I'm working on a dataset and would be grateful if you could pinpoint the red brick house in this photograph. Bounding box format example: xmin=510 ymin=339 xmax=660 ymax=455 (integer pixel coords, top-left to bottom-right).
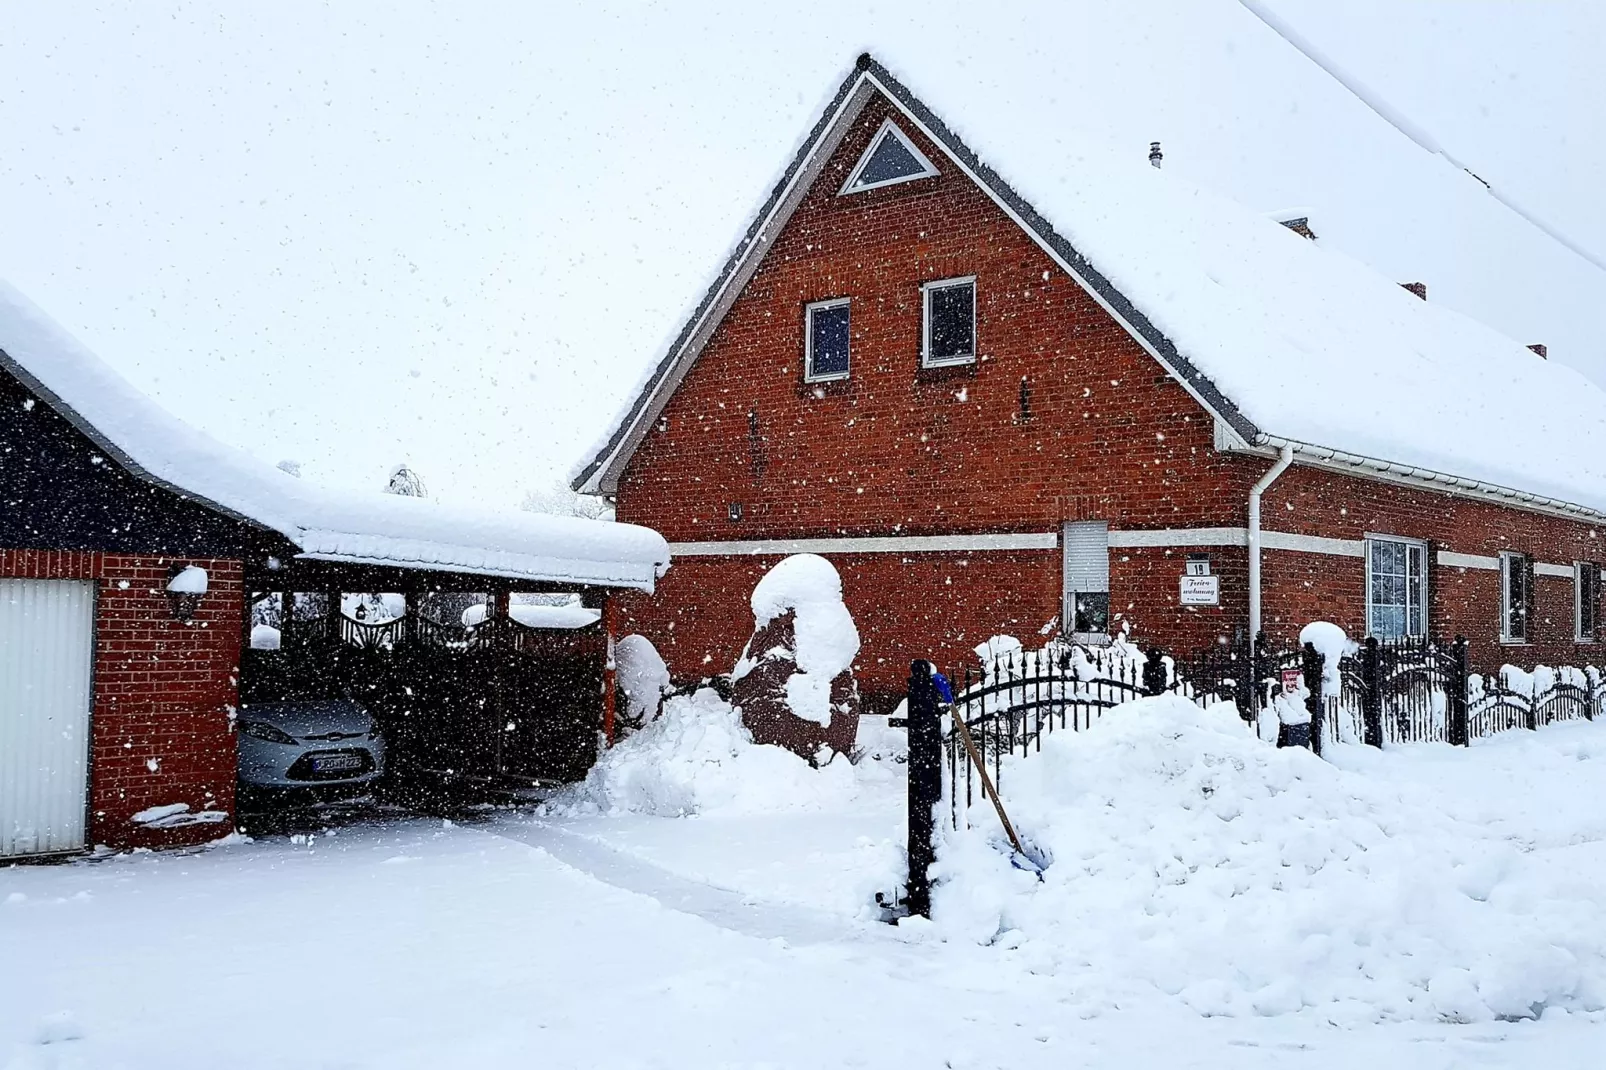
xmin=575 ymin=54 xmax=1606 ymax=715
xmin=2 ymin=280 xmax=668 ymax=859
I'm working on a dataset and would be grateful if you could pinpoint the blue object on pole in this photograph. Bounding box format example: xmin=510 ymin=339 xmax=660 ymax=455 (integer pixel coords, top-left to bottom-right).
xmin=932 ymin=670 xmax=954 ymax=704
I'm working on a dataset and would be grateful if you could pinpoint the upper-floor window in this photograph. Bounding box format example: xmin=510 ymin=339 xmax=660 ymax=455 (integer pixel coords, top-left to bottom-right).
xmin=922 ymin=277 xmax=976 ymax=368
xmin=839 ymin=118 xmax=939 ymax=195
xmin=1577 ymin=561 xmax=1600 ymax=642
xmin=1366 ymin=535 xmax=1427 ymax=638
xmin=1500 ymin=550 xmax=1533 ymax=642
xmin=1062 ymin=520 xmax=1110 ymax=639
xmin=805 ymin=298 xmax=851 ymax=382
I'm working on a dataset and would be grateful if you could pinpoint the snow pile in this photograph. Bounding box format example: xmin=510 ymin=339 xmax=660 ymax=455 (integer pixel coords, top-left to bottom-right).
xmin=249 ymin=624 xmax=282 ymax=650
xmin=1299 ymin=620 xmax=1353 ymax=691
xmin=460 ymin=602 xmax=601 ymax=630
xmin=735 ymin=553 xmax=859 ymax=726
xmin=615 ymin=633 xmax=671 ymax=726
xmin=130 ymin=803 xmax=229 ymax=829
xmin=934 ymin=695 xmax=1606 ymax=1022
xmin=554 ymin=688 xmax=859 ymax=818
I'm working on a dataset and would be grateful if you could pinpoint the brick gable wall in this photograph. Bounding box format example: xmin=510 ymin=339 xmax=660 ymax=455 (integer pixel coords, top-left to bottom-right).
xmin=613 ymin=88 xmax=1606 ymax=707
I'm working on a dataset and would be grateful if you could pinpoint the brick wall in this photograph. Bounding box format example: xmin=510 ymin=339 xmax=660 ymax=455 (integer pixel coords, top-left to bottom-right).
xmin=613 ymin=87 xmax=1606 ymax=693
xmin=1 ymin=549 xmax=242 ymax=849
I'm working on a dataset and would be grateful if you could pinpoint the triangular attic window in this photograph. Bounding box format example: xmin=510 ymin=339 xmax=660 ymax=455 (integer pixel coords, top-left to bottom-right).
xmin=839 ymin=119 xmax=939 ymax=194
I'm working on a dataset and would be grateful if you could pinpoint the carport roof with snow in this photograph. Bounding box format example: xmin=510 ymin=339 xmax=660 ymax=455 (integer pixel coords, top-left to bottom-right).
xmin=0 ymin=279 xmax=670 ymax=591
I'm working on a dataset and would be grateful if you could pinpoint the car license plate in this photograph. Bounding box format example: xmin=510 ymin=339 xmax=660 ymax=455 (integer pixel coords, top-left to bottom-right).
xmin=312 ymin=754 xmax=364 ymax=773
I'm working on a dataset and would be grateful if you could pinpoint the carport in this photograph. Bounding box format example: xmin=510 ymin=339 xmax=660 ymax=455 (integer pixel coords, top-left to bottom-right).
xmin=242 ymin=557 xmax=636 ymax=799
xmin=2 ymin=278 xmax=668 ymax=856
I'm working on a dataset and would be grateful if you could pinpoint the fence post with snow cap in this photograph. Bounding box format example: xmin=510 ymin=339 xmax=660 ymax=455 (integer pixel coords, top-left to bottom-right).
xmin=905 ymin=660 xmax=943 ymax=919
xmin=1302 ymin=641 xmax=1324 ymax=756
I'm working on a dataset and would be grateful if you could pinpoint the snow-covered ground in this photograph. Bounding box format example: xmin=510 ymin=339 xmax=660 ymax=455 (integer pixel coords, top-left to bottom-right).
xmin=3 ymin=696 xmax=1604 ymax=1068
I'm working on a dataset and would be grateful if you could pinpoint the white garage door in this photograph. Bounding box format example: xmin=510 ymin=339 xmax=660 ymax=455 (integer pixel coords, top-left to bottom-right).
xmin=0 ymin=579 xmax=96 ymax=857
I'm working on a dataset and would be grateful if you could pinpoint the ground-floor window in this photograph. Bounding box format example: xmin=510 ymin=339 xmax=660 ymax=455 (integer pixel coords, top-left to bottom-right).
xmin=1501 ymin=551 xmax=1533 ymax=643
xmin=1365 ymin=535 xmax=1428 ymax=638
xmin=1062 ymin=520 xmax=1109 ymax=638
xmin=1576 ymin=561 xmax=1599 ymax=642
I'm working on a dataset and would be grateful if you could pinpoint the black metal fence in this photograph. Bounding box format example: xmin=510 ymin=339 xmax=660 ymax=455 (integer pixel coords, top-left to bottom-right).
xmin=898 ymin=634 xmax=1606 ymax=915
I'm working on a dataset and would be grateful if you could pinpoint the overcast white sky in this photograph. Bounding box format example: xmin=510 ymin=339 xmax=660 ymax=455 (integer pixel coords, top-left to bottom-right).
xmin=2 ymin=1 xmax=1602 ymax=508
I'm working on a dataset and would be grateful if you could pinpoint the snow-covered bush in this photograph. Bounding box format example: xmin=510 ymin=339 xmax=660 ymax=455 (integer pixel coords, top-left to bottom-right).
xmin=615 ymin=633 xmax=671 ymax=730
xmin=552 ymin=688 xmax=858 ymax=817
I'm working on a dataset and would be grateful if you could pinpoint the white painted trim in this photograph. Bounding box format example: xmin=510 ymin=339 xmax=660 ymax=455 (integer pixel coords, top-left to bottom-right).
xmin=838 ymin=116 xmax=940 ymax=195
xmin=920 ymin=276 xmax=977 ymax=368
xmin=1262 ymin=531 xmax=1364 ymax=557
xmin=1535 ymin=561 xmax=1575 ymax=579
xmin=803 ymin=297 xmax=851 ymax=383
xmin=1437 ymin=550 xmax=1499 ymax=571
xmin=1109 ymin=527 xmax=1247 ymax=548
xmin=668 ymin=532 xmax=1058 ymax=556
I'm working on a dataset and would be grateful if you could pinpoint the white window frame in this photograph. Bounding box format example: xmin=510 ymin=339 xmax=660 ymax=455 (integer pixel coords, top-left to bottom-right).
xmin=921 ymin=276 xmax=977 ymax=368
xmin=1062 ymin=520 xmax=1111 ymax=643
xmin=838 ymin=117 xmax=940 ymax=195
xmin=1500 ymin=550 xmax=1532 ymax=644
xmin=1363 ymin=534 xmax=1429 ymax=639
xmin=1575 ymin=561 xmax=1599 ymax=643
xmin=803 ymin=298 xmax=851 ymax=383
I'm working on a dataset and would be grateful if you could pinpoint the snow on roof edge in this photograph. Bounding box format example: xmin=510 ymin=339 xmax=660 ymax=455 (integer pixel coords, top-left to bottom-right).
xmin=1 ymin=278 xmax=672 ymax=587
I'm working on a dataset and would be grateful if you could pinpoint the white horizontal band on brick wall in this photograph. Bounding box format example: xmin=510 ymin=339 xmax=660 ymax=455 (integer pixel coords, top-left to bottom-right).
xmin=1110 ymin=527 xmax=1363 ymax=557
xmin=1260 ymin=531 xmax=1365 ymax=557
xmin=1535 ymin=561 xmax=1576 ymax=579
xmin=1436 ymin=551 xmax=1500 ymax=571
xmin=667 ymin=532 xmax=1060 ymax=556
xmin=1108 ymin=528 xmax=1247 ymax=548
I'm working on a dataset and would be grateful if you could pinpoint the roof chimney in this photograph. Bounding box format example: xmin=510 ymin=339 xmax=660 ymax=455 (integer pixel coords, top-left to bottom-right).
xmin=1400 ymin=282 xmax=1427 ymax=300
xmin=1149 ymin=141 xmax=1162 ymax=169
xmin=1528 ymin=344 xmax=1547 ymax=359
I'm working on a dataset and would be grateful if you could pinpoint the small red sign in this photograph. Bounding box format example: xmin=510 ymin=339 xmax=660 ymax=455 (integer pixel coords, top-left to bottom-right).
xmin=1280 ymin=669 xmax=1302 ymax=696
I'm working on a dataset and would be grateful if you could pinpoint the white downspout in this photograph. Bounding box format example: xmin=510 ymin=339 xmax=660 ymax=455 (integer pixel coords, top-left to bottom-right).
xmin=1248 ymin=444 xmax=1296 ymax=658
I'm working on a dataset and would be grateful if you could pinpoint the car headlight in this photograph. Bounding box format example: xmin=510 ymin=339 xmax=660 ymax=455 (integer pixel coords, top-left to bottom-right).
xmin=239 ymin=721 xmax=299 ymax=745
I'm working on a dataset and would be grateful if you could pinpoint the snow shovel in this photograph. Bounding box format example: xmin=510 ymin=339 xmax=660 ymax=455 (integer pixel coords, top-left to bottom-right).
xmin=949 ymin=708 xmax=1045 ymax=873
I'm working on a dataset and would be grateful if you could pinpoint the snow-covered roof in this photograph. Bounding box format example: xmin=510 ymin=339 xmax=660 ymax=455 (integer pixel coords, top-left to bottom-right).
xmin=0 ymin=279 xmax=670 ymax=589
xmin=577 ymin=55 xmax=1606 ymax=522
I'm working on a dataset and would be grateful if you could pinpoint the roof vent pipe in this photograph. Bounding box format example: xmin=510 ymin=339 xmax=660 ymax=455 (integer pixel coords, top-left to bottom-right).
xmin=1149 ymin=141 xmax=1163 ymax=169
xmin=1401 ymin=282 xmax=1427 ymax=300
xmin=1528 ymin=344 xmax=1548 ymax=359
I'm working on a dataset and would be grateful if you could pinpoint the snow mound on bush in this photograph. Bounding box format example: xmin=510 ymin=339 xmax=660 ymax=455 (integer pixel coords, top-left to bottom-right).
xmin=935 ymin=694 xmax=1606 ymax=1023
xmin=554 ymin=688 xmax=860 ymax=817
xmin=744 ymin=553 xmax=859 ymax=680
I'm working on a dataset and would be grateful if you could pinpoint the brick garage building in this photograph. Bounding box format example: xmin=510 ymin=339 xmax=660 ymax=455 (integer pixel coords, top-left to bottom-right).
xmin=2 ymin=281 xmax=667 ymax=859
xmin=576 ymin=55 xmax=1606 ymax=715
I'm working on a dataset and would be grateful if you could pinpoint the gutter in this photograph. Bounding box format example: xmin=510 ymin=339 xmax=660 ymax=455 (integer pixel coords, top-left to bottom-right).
xmin=1248 ymin=444 xmax=1295 ymax=659
xmin=1253 ymin=434 xmax=1606 ymax=526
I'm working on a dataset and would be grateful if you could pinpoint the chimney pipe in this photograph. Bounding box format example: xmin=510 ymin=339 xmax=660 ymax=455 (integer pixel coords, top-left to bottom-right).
xmin=1149 ymin=141 xmax=1162 ymax=169
xmin=1400 ymin=282 xmax=1427 ymax=300
xmin=1528 ymin=344 xmax=1547 ymax=359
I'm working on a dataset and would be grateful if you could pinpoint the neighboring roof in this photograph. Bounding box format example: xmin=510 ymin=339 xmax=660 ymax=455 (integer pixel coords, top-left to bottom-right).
xmin=0 ymin=280 xmax=670 ymax=590
xmin=576 ymin=55 xmax=1606 ymax=523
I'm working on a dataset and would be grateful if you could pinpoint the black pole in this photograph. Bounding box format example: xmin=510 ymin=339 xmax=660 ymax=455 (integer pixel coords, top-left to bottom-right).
xmin=905 ymin=660 xmax=942 ymax=918
xmin=1142 ymin=647 xmax=1168 ymax=697
xmin=1449 ymin=636 xmax=1471 ymax=746
xmin=1361 ymin=635 xmax=1383 ymax=749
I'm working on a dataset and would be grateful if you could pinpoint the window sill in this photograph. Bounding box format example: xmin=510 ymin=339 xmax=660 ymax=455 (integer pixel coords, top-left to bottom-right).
xmin=1498 ymin=638 xmax=1529 ymax=646
xmin=1070 ymin=632 xmax=1112 ymax=646
xmin=914 ymin=361 xmax=977 ymax=386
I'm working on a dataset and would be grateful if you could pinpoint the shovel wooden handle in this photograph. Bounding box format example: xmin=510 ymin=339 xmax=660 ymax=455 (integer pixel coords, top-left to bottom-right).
xmin=950 ymin=709 xmax=1026 ymax=856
